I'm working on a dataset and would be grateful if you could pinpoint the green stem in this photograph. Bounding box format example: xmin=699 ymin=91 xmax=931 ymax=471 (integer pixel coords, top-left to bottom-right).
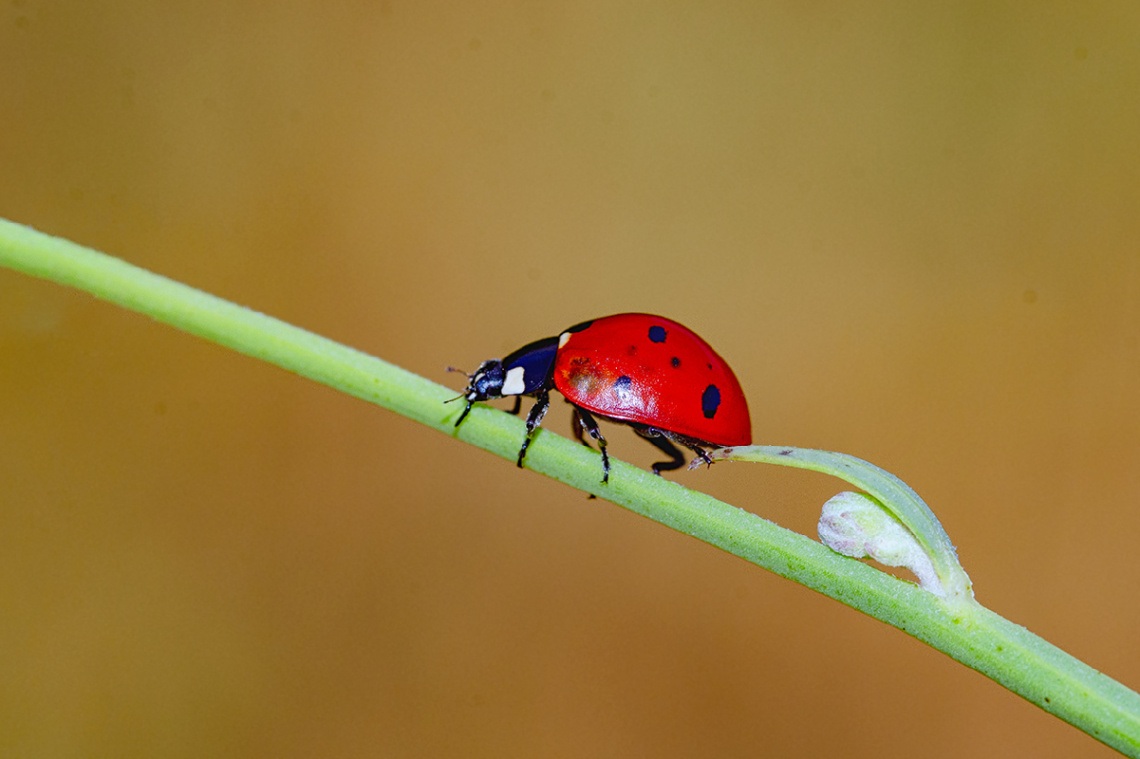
xmin=3 ymin=217 xmax=1139 ymax=757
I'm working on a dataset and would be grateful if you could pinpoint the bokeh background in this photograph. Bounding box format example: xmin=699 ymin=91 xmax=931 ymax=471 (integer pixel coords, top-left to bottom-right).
xmin=3 ymin=3 xmax=1139 ymax=757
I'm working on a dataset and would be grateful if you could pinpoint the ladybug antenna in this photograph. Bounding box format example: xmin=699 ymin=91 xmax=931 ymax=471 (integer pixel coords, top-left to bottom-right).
xmin=444 ymin=366 xmax=472 ymax=405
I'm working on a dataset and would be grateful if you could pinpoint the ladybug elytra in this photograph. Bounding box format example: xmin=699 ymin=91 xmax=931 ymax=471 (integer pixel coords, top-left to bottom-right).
xmin=450 ymin=313 xmax=751 ymax=483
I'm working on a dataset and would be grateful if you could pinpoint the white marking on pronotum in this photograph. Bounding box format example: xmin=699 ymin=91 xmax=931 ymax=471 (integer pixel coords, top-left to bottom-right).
xmin=502 ymin=366 xmax=527 ymax=396
xmin=558 ymin=331 xmax=572 ymax=349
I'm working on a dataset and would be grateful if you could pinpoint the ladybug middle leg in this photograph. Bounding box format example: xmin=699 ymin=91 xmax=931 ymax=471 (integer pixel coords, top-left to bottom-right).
xmin=570 ymin=406 xmax=610 ymax=483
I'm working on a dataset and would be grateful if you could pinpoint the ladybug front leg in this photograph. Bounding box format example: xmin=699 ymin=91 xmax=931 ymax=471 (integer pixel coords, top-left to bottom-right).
xmin=572 ymin=407 xmax=610 ymax=483
xmin=516 ymin=391 xmax=551 ymax=469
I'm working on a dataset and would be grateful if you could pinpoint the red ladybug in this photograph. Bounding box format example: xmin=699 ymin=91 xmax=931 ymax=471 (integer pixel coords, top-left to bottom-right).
xmin=450 ymin=313 xmax=751 ymax=482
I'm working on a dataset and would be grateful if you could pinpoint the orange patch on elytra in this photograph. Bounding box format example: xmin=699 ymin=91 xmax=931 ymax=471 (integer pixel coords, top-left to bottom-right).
xmin=561 ymin=358 xmax=606 ymax=398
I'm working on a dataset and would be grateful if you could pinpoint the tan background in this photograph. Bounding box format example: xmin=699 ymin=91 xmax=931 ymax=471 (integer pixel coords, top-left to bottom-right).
xmin=3 ymin=2 xmax=1139 ymax=757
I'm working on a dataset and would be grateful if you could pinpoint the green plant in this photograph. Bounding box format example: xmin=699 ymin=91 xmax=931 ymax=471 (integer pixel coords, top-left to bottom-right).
xmin=3 ymin=217 xmax=1138 ymax=757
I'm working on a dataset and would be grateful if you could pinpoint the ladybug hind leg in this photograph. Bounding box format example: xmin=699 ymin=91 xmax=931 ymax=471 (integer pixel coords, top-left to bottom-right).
xmin=633 ymin=428 xmax=686 ymax=474
xmin=571 ymin=406 xmax=610 ymax=484
xmin=689 ymin=444 xmax=714 ymax=469
xmin=633 ymin=427 xmax=712 ymax=475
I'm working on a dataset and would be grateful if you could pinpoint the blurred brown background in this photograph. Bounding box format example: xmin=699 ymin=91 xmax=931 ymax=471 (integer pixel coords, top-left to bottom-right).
xmin=2 ymin=2 xmax=1138 ymax=757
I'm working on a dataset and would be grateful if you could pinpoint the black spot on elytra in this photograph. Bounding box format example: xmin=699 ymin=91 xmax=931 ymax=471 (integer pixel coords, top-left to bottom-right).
xmin=648 ymin=325 xmax=667 ymax=343
xmin=613 ymin=374 xmax=633 ymax=402
xmin=701 ymin=384 xmax=721 ymax=419
xmin=670 ymin=356 xmax=681 ymax=368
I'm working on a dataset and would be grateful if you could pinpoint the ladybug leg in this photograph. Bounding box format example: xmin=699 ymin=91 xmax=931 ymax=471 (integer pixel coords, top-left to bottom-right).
xmin=507 ymin=396 xmax=522 ymax=415
xmin=516 ymin=391 xmax=551 ymax=469
xmin=454 ymin=399 xmax=475 ymax=427
xmin=569 ymin=407 xmax=586 ymax=445
xmin=567 ymin=405 xmax=602 ymax=453
xmin=633 ymin=427 xmax=686 ymax=475
xmin=571 ymin=407 xmax=610 ymax=484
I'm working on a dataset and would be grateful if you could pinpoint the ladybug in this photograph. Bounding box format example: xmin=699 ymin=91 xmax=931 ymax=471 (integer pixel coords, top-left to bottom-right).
xmin=449 ymin=313 xmax=751 ymax=483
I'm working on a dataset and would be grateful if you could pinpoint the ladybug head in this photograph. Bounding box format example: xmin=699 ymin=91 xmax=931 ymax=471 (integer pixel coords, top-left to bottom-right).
xmin=447 ymin=360 xmax=506 ymax=426
xmin=464 ymin=360 xmax=507 ymax=401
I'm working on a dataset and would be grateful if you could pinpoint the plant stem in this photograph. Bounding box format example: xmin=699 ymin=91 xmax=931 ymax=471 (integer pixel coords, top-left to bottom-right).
xmin=3 ymin=217 xmax=1139 ymax=757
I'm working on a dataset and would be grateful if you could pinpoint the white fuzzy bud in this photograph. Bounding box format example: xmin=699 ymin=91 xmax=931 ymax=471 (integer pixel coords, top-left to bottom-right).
xmin=818 ymin=491 xmax=944 ymax=597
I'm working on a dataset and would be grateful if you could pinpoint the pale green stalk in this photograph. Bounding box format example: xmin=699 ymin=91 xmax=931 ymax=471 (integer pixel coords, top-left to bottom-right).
xmin=2 ymin=217 xmax=1138 ymax=757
